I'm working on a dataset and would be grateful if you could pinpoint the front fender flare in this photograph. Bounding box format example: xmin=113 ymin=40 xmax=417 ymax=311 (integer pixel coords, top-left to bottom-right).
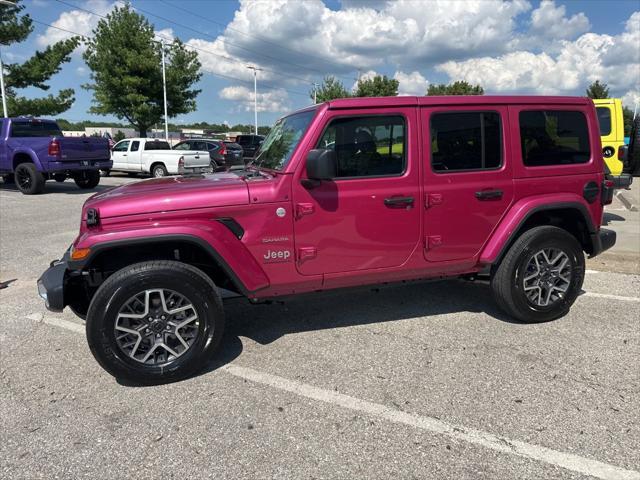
xmin=70 ymin=223 xmax=270 ymax=295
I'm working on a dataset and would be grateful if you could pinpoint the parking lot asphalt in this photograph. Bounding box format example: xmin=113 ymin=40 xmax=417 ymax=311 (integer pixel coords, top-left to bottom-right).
xmin=1 ymin=175 xmax=639 ymax=479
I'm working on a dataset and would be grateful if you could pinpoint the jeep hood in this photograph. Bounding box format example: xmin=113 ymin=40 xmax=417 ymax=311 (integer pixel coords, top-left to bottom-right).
xmin=84 ymin=173 xmax=249 ymax=219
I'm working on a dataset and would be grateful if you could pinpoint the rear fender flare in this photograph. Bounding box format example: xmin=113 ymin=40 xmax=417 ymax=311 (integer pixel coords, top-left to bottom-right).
xmin=13 ymin=150 xmax=44 ymax=171
xmin=480 ymin=196 xmax=596 ymax=265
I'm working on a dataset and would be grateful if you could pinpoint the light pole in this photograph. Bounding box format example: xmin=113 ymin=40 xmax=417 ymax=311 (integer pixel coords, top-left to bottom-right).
xmin=246 ymin=65 xmax=262 ymax=135
xmin=0 ymin=48 xmax=8 ymax=118
xmin=312 ymin=82 xmax=320 ymax=104
xmin=160 ymin=39 xmax=169 ymax=141
xmin=0 ymin=1 xmax=14 ymax=117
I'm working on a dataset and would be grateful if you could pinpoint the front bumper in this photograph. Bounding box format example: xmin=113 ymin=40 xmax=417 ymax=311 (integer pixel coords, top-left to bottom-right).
xmin=37 ymin=252 xmax=70 ymax=312
xmin=590 ymin=228 xmax=616 ymax=257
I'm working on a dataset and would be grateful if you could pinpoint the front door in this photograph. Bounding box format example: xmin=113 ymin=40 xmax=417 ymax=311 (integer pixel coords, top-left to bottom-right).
xmin=111 ymin=140 xmax=130 ymax=169
xmin=293 ymin=109 xmax=421 ymax=276
xmin=422 ymin=106 xmax=514 ymax=263
xmin=127 ymin=140 xmax=141 ymax=171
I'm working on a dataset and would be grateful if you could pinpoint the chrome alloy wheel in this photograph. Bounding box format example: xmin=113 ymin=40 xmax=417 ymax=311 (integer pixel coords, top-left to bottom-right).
xmin=522 ymin=249 xmax=572 ymax=307
xmin=115 ymin=289 xmax=200 ymax=364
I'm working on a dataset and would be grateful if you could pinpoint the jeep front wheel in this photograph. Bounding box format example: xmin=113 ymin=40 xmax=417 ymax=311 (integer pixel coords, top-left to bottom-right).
xmin=86 ymin=261 xmax=225 ymax=384
xmin=491 ymin=226 xmax=585 ymax=323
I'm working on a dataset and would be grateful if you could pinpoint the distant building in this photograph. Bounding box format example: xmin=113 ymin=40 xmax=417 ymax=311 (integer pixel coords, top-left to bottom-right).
xmin=85 ymin=126 xmax=138 ymax=138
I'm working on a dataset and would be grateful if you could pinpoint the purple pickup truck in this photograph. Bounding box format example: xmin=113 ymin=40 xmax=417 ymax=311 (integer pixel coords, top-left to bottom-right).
xmin=0 ymin=117 xmax=112 ymax=194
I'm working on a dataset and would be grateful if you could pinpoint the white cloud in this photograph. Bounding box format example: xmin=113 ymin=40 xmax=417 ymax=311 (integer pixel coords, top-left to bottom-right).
xmin=36 ymin=0 xmax=114 ymax=49
xmin=622 ymin=90 xmax=640 ymax=110
xmin=436 ymin=11 xmax=640 ymax=97
xmin=394 ymin=71 xmax=428 ymax=96
xmin=530 ymin=0 xmax=590 ymax=41
xmin=218 ymin=85 xmax=290 ymax=113
xmin=76 ymin=66 xmax=87 ymax=76
xmin=155 ymin=28 xmax=175 ymax=42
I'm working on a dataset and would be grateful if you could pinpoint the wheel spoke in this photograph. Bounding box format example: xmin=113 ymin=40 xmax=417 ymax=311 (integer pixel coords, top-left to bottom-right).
xmin=114 ymin=289 xmax=201 ymax=365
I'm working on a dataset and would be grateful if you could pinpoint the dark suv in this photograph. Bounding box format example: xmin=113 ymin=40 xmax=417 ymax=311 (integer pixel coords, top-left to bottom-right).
xmin=174 ymin=139 xmax=243 ymax=169
xmin=236 ymin=134 xmax=264 ymax=160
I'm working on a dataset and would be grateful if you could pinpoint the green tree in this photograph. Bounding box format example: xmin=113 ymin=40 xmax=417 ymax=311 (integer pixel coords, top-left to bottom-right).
xmin=427 ymin=81 xmax=484 ymax=95
xmin=0 ymin=0 xmax=79 ymax=116
xmin=585 ymin=80 xmax=609 ymax=99
xmin=623 ymin=106 xmax=635 ymax=137
xmin=311 ymin=76 xmax=351 ymax=103
xmin=83 ymin=4 xmax=202 ymax=136
xmin=354 ymin=75 xmax=399 ymax=97
xmin=113 ymin=130 xmax=126 ymax=142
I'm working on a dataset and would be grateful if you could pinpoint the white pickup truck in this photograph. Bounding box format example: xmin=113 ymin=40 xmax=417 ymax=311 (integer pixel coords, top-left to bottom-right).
xmin=105 ymin=138 xmax=211 ymax=177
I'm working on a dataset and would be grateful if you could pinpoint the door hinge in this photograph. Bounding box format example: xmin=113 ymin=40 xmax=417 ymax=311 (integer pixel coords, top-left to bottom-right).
xmin=425 ymin=193 xmax=443 ymax=208
xmin=296 ymin=203 xmax=315 ymax=219
xmin=297 ymin=246 xmax=317 ymax=263
xmin=425 ymin=235 xmax=442 ymax=250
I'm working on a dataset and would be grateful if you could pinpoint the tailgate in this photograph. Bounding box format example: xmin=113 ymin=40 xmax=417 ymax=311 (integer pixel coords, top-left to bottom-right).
xmin=59 ymin=137 xmax=110 ymax=162
xmin=181 ymin=151 xmax=211 ymax=169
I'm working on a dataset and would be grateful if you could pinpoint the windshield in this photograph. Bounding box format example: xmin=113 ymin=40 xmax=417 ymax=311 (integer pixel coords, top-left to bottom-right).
xmin=254 ymin=109 xmax=316 ymax=170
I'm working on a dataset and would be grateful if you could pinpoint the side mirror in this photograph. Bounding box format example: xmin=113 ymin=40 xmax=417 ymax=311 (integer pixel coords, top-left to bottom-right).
xmin=306 ymin=149 xmax=337 ymax=180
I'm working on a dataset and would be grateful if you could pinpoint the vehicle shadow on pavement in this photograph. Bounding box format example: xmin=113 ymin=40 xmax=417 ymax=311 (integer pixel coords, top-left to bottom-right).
xmin=0 ymin=182 xmax=117 ymax=195
xmin=177 ymin=279 xmax=525 ymax=383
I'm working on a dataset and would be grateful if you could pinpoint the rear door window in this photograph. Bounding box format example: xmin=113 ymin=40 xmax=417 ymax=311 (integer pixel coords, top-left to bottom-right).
xmin=130 ymin=141 xmax=140 ymax=152
xmin=520 ymin=110 xmax=590 ymax=166
xmin=430 ymin=112 xmax=502 ymax=172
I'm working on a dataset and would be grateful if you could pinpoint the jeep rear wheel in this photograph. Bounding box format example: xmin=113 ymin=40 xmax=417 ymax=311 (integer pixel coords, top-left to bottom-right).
xmin=86 ymin=261 xmax=225 ymax=385
xmin=491 ymin=226 xmax=585 ymax=323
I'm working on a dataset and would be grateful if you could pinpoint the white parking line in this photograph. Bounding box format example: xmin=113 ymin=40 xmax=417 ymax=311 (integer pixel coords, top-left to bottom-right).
xmin=224 ymin=364 xmax=640 ymax=480
xmin=582 ymin=292 xmax=640 ymax=302
xmin=32 ymin=313 xmax=640 ymax=480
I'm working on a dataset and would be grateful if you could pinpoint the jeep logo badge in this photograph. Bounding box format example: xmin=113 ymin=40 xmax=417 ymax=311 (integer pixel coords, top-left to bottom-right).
xmin=263 ymin=249 xmax=291 ymax=263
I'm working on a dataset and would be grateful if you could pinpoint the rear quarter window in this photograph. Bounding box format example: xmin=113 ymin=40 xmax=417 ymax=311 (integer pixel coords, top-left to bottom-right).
xmin=520 ymin=110 xmax=590 ymax=167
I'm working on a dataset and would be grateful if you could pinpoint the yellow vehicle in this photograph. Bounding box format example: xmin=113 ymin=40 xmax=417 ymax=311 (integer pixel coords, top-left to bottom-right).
xmin=594 ymin=98 xmax=625 ymax=175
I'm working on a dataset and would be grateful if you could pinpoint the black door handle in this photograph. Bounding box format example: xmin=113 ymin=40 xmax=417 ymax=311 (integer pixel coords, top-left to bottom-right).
xmin=475 ymin=189 xmax=503 ymax=200
xmin=384 ymin=196 xmax=414 ymax=207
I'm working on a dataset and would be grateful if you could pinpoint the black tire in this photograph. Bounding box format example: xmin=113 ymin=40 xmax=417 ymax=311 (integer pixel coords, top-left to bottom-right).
xmin=73 ymin=170 xmax=101 ymax=189
xmin=86 ymin=261 xmax=225 ymax=385
xmin=53 ymin=173 xmax=67 ymax=183
xmin=2 ymin=174 xmax=14 ymax=184
xmin=14 ymin=162 xmax=45 ymax=195
xmin=151 ymin=164 xmax=168 ymax=177
xmin=491 ymin=226 xmax=585 ymax=323
xmin=627 ymin=116 xmax=640 ymax=176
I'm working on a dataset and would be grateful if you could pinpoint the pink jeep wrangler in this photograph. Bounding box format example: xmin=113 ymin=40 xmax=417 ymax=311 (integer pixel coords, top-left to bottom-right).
xmin=38 ymin=96 xmax=617 ymax=384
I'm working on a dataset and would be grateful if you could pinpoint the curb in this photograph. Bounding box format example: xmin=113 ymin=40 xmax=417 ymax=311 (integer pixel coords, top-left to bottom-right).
xmin=615 ymin=190 xmax=638 ymax=212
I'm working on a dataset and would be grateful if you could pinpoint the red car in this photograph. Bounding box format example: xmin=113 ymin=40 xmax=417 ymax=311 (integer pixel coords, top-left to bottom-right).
xmin=38 ymin=96 xmax=616 ymax=384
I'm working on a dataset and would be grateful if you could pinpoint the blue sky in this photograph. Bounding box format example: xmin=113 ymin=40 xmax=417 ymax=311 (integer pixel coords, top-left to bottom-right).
xmin=8 ymin=0 xmax=640 ymax=127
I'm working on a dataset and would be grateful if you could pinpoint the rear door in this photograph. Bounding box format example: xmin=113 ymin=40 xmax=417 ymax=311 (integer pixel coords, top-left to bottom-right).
xmin=422 ymin=106 xmax=514 ymax=263
xmin=292 ymin=108 xmax=421 ymax=276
